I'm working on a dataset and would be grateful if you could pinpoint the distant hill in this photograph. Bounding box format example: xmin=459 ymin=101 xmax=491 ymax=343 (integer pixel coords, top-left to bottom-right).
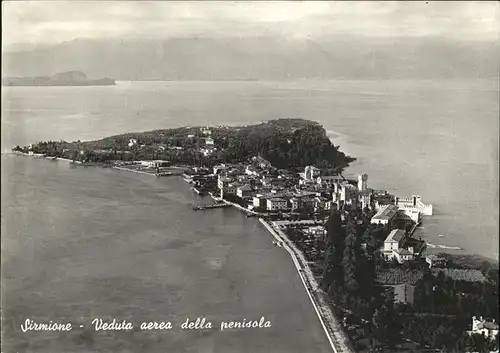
xmin=2 ymin=37 xmax=498 ymax=80
xmin=2 ymin=70 xmax=115 ymax=86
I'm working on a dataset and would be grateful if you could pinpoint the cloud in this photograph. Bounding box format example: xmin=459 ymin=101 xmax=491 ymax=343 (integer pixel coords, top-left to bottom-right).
xmin=2 ymin=1 xmax=498 ymax=46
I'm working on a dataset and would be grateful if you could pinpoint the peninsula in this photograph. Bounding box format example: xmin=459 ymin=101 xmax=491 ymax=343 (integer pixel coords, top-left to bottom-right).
xmin=12 ymin=119 xmax=355 ymax=171
xmin=2 ymin=70 xmax=115 ymax=86
xmin=11 ymin=118 xmax=499 ymax=353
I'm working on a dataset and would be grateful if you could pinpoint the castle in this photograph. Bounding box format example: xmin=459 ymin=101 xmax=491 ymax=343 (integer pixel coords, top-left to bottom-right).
xmin=395 ymin=195 xmax=433 ymax=216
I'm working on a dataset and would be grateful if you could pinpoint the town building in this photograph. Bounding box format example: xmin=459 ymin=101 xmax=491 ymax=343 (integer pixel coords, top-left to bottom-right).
xmin=470 ymin=317 xmax=499 ymax=341
xmin=140 ymin=160 xmax=170 ymax=168
xmin=245 ymin=165 xmax=260 ymax=176
xmin=261 ymin=176 xmax=275 ymax=187
xmin=200 ymin=148 xmax=214 ymax=157
xmin=331 ymin=182 xmax=358 ymax=207
xmin=266 ymin=198 xmax=288 ymax=211
xmin=425 ymin=255 xmax=446 ymax=268
xmin=236 ymin=184 xmax=252 ymax=198
xmin=359 ymin=190 xmax=372 ymax=210
xmin=271 ymin=177 xmax=287 ymax=188
xmin=128 ymin=138 xmax=138 ymax=147
xmin=218 ymin=176 xmax=235 ymax=197
xmin=313 ymin=196 xmax=331 ymax=212
xmin=290 ymin=197 xmax=301 ymax=211
xmin=316 ymin=175 xmax=343 ymax=187
xmin=253 ymin=155 xmax=272 ymax=169
xmin=213 ymin=164 xmax=228 ymax=175
xmin=382 ymin=229 xmax=418 ymax=263
xmin=400 ymin=208 xmax=421 ymax=224
xmin=205 ymin=137 xmax=214 ymax=146
xmin=384 ymin=229 xmax=407 ymax=252
xmin=253 ymin=194 xmax=273 ymax=209
xmin=304 ymin=166 xmax=321 ymax=181
xmin=371 ymin=204 xmax=399 ymax=225
xmin=372 ymin=191 xmax=395 ymax=209
xmin=226 ymin=167 xmax=244 ymax=177
xmin=392 ymin=247 xmax=414 ymax=263
xmin=301 ymin=197 xmax=316 ymax=211
xmin=395 ymin=195 xmax=433 ymax=216
xmin=304 ymin=225 xmax=327 ymax=237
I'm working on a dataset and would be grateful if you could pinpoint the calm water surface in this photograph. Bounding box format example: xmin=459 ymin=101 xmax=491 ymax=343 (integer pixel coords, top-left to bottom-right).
xmin=1 ymin=79 xmax=498 ymax=350
xmin=2 ymin=80 xmax=498 ymax=259
xmin=1 ymin=155 xmax=331 ymax=352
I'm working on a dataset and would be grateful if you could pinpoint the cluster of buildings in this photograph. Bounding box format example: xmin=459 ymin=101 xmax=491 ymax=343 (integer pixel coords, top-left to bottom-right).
xmin=381 ymin=228 xmax=425 ymax=264
xmin=370 ymin=196 xmax=432 ymax=226
xmin=188 ymin=158 xmax=433 ymax=263
xmin=196 ymin=128 xmax=216 ymax=157
xmin=213 ymin=159 xmax=355 ymax=214
xmin=469 ymin=316 xmax=499 ymax=341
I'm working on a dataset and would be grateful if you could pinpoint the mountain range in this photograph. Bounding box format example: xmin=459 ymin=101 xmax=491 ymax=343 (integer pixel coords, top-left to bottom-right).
xmin=2 ymin=36 xmax=498 ymax=80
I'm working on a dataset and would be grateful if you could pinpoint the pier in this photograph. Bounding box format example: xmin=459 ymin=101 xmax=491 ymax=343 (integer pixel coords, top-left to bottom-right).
xmin=192 ymin=203 xmax=231 ymax=211
xmin=191 ymin=187 xmax=205 ymax=195
xmin=156 ymin=172 xmax=174 ymax=177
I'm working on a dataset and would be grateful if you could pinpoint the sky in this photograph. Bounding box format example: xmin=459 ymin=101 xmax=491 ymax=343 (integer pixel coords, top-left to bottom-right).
xmin=2 ymin=1 xmax=499 ymax=48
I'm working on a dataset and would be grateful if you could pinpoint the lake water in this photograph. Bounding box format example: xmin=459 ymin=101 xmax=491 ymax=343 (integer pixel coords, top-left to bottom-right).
xmin=1 ymin=79 xmax=498 ymax=350
xmin=1 ymin=155 xmax=332 ymax=352
xmin=2 ymin=80 xmax=498 ymax=259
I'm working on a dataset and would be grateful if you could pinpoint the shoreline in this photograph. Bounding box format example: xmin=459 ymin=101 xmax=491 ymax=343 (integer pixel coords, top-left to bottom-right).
xmin=112 ymin=166 xmax=157 ymax=176
xmin=7 ymin=151 xmax=498 ymax=265
xmin=208 ymin=192 xmax=273 ymax=217
xmin=259 ymin=218 xmax=354 ymax=353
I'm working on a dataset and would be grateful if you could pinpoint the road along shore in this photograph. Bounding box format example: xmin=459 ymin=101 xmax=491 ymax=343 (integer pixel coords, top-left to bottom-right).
xmin=259 ymin=218 xmax=355 ymax=353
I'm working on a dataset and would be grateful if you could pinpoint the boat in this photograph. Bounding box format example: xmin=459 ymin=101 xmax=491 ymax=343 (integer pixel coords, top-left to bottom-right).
xmin=438 ymin=234 xmax=445 ymax=237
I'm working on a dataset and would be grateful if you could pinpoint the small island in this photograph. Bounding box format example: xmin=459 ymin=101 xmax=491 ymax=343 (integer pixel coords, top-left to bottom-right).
xmin=2 ymin=70 xmax=115 ymax=86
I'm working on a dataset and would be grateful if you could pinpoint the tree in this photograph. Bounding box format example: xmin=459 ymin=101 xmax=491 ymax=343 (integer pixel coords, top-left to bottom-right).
xmin=322 ymin=209 xmax=344 ymax=289
xmin=343 ymin=215 xmax=358 ymax=292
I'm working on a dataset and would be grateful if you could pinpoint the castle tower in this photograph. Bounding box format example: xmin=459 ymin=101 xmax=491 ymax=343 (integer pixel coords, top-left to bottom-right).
xmin=358 ymin=174 xmax=368 ymax=191
xmin=305 ymin=166 xmax=311 ymax=181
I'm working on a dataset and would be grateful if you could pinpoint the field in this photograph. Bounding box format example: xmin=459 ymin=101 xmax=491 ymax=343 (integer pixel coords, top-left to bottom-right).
xmin=431 ymin=268 xmax=487 ymax=283
xmin=375 ymin=268 xmax=424 ymax=285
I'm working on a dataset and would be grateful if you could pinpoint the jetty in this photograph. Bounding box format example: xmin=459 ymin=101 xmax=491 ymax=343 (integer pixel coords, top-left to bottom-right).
xmin=192 ymin=203 xmax=231 ymax=211
xmin=191 ymin=187 xmax=205 ymax=195
xmin=156 ymin=171 xmax=174 ymax=177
